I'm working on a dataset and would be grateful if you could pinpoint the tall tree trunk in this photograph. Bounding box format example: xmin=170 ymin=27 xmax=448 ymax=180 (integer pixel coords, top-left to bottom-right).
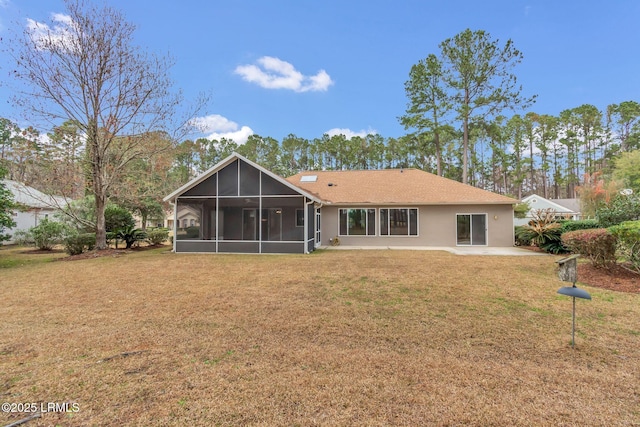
xmin=434 ymin=130 xmax=442 ymax=176
xmin=461 ymin=88 xmax=472 ymax=184
xmin=502 ymin=171 xmax=507 ymax=196
xmin=529 ymin=140 xmax=535 ymax=193
xmin=141 ymin=212 xmax=148 ymax=231
xmin=94 ymin=191 xmax=107 ymax=250
xmin=462 ymin=113 xmax=469 ymax=185
xmin=89 ymin=121 xmax=108 ymax=250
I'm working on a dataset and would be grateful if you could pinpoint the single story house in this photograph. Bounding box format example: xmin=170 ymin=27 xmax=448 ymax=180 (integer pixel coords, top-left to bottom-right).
xmin=164 ymin=205 xmax=201 ymax=230
xmin=2 ymin=180 xmax=67 ymax=244
xmin=164 ymin=153 xmax=517 ymax=254
xmin=515 ymin=194 xmax=581 ymax=226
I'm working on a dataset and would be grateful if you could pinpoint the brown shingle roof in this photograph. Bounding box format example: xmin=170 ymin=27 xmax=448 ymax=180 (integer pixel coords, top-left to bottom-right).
xmin=287 ymin=169 xmax=516 ymax=205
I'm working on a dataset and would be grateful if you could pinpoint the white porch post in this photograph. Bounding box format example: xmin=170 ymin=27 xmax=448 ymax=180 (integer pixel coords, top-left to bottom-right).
xmin=172 ymin=199 xmax=178 ymax=253
xmin=304 ymin=198 xmax=315 ymax=254
xmin=303 ymin=198 xmax=308 ymax=254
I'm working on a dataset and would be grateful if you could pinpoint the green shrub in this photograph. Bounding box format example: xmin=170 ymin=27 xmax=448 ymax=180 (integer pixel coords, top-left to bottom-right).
xmin=146 ymin=228 xmax=169 ymax=246
xmin=64 ymin=233 xmax=96 ymax=255
xmin=561 ymin=219 xmax=600 ymax=233
xmin=608 ymin=221 xmax=640 ymax=273
xmin=561 ymin=228 xmax=617 ymax=268
xmin=185 ymin=226 xmax=200 ymax=239
xmin=538 ymin=238 xmax=567 ymax=255
xmin=514 ymin=226 xmax=532 ymax=246
xmin=106 ymin=231 xmax=117 ymax=246
xmin=116 ymin=226 xmax=147 ymax=249
xmin=0 ymin=166 xmax=16 ymax=243
xmin=105 ymin=205 xmax=135 ymax=232
xmin=596 ymin=195 xmax=640 ymax=227
xmin=11 ymin=229 xmax=34 ymax=246
xmin=30 ymin=219 xmax=67 ymax=250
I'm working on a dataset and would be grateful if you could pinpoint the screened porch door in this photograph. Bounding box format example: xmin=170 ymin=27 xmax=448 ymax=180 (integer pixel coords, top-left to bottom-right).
xmin=261 ymin=208 xmax=282 ymax=241
xmin=243 ymin=208 xmax=283 ymax=241
xmin=456 ymin=214 xmax=487 ymax=246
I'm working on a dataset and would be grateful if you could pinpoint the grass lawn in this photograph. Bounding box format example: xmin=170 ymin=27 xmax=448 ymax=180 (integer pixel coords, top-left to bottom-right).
xmin=0 ymin=247 xmax=638 ymax=426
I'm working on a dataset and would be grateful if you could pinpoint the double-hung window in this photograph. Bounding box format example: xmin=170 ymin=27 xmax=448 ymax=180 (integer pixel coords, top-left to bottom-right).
xmin=339 ymin=208 xmax=376 ymax=236
xmin=380 ymin=208 xmax=418 ymax=236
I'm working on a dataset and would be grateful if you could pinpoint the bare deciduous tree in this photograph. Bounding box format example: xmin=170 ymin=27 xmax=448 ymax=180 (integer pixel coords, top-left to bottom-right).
xmin=7 ymin=0 xmax=197 ymax=249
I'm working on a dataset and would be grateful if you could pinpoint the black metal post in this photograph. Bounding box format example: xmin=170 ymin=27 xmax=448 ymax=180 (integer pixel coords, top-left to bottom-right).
xmin=571 ymin=280 xmax=577 ymax=348
xmin=572 ymin=296 xmax=576 ymax=348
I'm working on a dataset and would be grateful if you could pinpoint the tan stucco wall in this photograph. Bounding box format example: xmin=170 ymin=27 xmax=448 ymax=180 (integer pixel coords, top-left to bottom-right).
xmin=320 ymin=204 xmax=514 ymax=247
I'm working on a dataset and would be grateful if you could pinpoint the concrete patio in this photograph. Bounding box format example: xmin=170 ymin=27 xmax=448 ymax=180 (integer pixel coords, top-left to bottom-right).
xmin=320 ymin=246 xmax=549 ymax=256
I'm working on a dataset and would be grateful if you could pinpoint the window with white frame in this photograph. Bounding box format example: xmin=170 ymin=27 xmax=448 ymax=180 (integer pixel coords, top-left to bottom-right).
xmin=339 ymin=208 xmax=376 ymax=236
xmin=380 ymin=208 xmax=418 ymax=236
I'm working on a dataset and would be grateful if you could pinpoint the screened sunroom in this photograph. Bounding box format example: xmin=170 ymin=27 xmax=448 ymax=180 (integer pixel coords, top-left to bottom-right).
xmin=164 ymin=154 xmax=320 ymax=254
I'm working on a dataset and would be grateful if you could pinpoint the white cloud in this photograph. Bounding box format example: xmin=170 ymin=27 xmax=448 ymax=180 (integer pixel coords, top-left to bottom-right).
xmin=190 ymin=114 xmax=254 ymax=144
xmin=325 ymin=127 xmax=378 ymax=139
xmin=190 ymin=114 xmax=239 ymax=133
xmin=207 ymin=126 xmax=254 ymax=145
xmin=26 ymin=13 xmax=75 ymax=50
xmin=235 ymin=56 xmax=334 ymax=93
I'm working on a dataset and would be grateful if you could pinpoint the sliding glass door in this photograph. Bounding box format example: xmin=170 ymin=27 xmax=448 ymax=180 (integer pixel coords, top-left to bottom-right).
xmin=456 ymin=214 xmax=487 ymax=246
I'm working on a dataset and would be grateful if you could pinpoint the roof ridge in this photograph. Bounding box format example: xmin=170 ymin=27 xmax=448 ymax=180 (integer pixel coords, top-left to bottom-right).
xmin=293 ymin=168 xmax=421 ymax=175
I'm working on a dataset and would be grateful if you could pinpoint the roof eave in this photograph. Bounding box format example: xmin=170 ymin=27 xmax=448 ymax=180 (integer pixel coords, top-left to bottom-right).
xmin=325 ymin=200 xmax=516 ymax=206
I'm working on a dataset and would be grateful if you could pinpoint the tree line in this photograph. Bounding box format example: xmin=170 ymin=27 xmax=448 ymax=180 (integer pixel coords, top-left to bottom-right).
xmin=3 ymin=98 xmax=638 ymax=202
xmin=171 ymin=100 xmax=637 ymax=198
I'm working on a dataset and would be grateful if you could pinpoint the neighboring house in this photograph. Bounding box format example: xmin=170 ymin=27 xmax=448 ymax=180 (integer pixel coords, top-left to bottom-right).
xmin=164 ymin=153 xmax=517 ymax=254
xmin=133 ymin=214 xmax=165 ymax=230
xmin=515 ymin=194 xmax=581 ymax=226
xmin=2 ymin=180 xmax=67 ymax=244
xmin=554 ymin=198 xmax=582 ymax=218
xmin=164 ymin=205 xmax=200 ymax=230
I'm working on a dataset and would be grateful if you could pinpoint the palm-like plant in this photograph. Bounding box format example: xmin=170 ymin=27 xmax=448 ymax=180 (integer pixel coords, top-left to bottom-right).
xmin=116 ymin=226 xmax=147 ymax=249
xmin=518 ymin=209 xmax=566 ymax=253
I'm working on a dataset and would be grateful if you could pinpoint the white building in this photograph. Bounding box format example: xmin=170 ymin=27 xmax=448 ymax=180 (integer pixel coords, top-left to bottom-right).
xmin=515 ymin=194 xmax=581 ymax=226
xmin=2 ymin=180 xmax=67 ymax=244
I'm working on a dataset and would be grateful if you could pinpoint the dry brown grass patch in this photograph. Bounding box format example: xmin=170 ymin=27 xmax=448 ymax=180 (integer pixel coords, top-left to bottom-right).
xmin=0 ymin=249 xmax=638 ymax=426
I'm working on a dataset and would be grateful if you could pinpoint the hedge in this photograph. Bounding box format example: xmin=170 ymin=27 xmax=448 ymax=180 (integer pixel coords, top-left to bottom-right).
xmin=561 ymin=228 xmax=617 ymax=268
xmin=560 ymin=219 xmax=600 ymax=234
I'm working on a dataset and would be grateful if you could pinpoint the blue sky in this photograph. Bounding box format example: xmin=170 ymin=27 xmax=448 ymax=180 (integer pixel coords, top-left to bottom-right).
xmin=1 ymin=0 xmax=639 ymax=143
